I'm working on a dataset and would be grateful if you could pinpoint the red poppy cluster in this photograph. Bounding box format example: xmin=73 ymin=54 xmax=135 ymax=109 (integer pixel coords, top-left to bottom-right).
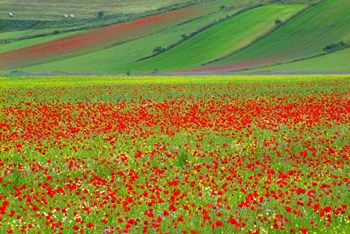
xmin=0 ymin=79 xmax=349 ymax=233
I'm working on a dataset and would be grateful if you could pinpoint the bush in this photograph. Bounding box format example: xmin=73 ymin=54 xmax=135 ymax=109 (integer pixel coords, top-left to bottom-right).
xmin=275 ymin=19 xmax=282 ymax=25
xmin=323 ymin=41 xmax=347 ymax=53
xmin=97 ymin=11 xmax=104 ymax=19
xmin=152 ymin=46 xmax=163 ymax=54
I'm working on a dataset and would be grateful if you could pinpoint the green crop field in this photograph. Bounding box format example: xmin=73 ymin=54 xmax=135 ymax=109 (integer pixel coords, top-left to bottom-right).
xmin=208 ymin=0 xmax=350 ymax=72
xmin=6 ymin=0 xmax=269 ymax=73
xmin=0 ymin=29 xmax=55 ymax=41
xmin=248 ymin=48 xmax=350 ymax=73
xmin=15 ymin=3 xmax=304 ymax=74
xmin=123 ymin=4 xmax=305 ymax=72
xmin=18 ymin=11 xmax=231 ymax=73
xmin=0 ymin=0 xmax=348 ymax=74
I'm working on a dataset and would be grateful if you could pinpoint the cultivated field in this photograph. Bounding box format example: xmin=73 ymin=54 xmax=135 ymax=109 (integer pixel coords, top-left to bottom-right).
xmin=205 ymin=0 xmax=350 ymax=72
xmin=0 ymin=0 xmax=348 ymax=74
xmin=126 ymin=4 xmax=305 ymax=72
xmin=0 ymin=75 xmax=349 ymax=233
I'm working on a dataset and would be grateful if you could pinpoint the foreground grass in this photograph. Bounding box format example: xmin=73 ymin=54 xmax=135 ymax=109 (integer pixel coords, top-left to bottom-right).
xmin=1 ymin=74 xmax=349 ymax=87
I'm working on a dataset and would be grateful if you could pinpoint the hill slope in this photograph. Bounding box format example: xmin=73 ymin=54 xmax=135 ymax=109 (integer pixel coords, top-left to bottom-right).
xmin=247 ymin=48 xmax=350 ymax=73
xmin=122 ymin=4 xmax=305 ymax=72
xmin=199 ymin=0 xmax=350 ymax=72
xmin=3 ymin=0 xmax=271 ymax=73
xmin=0 ymin=0 xmax=349 ymax=74
xmin=0 ymin=30 xmax=85 ymax=53
xmin=0 ymin=5 xmax=207 ymax=70
xmin=18 ymin=10 xmax=234 ymax=73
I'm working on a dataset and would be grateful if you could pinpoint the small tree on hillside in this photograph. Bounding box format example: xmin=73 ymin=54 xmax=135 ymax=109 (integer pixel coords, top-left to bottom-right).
xmin=275 ymin=19 xmax=282 ymax=25
xmin=97 ymin=11 xmax=104 ymax=19
xmin=153 ymin=46 xmax=163 ymax=54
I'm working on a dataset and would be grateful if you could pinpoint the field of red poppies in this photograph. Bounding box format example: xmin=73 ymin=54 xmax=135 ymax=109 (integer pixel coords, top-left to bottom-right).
xmin=0 ymin=75 xmax=349 ymax=233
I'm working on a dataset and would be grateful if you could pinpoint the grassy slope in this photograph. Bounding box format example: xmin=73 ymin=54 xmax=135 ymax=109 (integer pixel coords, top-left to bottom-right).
xmin=122 ymin=4 xmax=305 ymax=72
xmin=0 ymin=5 xmax=204 ymax=70
xmin=15 ymin=0 xmax=270 ymax=73
xmin=0 ymin=29 xmax=54 ymax=40
xmin=20 ymin=12 xmax=230 ymax=73
xmin=247 ymin=48 xmax=350 ymax=73
xmin=0 ymin=0 xmax=190 ymax=20
xmin=0 ymin=31 xmax=85 ymax=53
xmin=207 ymin=0 xmax=350 ymax=72
xmin=2 ymin=0 xmax=256 ymax=71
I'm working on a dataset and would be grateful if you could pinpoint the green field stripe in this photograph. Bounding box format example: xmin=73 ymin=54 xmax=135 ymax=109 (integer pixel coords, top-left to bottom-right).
xmin=14 ymin=7 xmax=238 ymax=73
xmin=247 ymin=48 xmax=350 ymax=73
xmin=211 ymin=0 xmax=350 ymax=71
xmin=123 ymin=4 xmax=305 ymax=72
xmin=0 ymin=74 xmax=348 ymax=88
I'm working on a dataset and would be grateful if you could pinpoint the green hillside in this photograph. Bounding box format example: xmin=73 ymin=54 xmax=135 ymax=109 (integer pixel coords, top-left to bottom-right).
xmin=13 ymin=0 xmax=272 ymax=73
xmin=0 ymin=29 xmax=55 ymax=41
xmin=247 ymin=48 xmax=350 ymax=73
xmin=207 ymin=0 xmax=350 ymax=72
xmin=0 ymin=0 xmax=349 ymax=74
xmin=122 ymin=4 xmax=305 ymax=72
xmin=20 ymin=11 xmax=232 ymax=73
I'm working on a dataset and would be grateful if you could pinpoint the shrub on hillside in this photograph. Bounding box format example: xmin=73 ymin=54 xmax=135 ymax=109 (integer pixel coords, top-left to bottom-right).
xmin=97 ymin=11 xmax=104 ymax=19
xmin=275 ymin=19 xmax=282 ymax=25
xmin=153 ymin=46 xmax=164 ymax=54
xmin=323 ymin=41 xmax=348 ymax=53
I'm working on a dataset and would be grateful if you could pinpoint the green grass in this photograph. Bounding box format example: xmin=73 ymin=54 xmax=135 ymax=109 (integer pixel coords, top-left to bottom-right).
xmin=0 ymin=74 xmax=347 ymax=88
xmin=247 ymin=48 xmax=350 ymax=73
xmin=16 ymin=9 xmax=234 ymax=73
xmin=121 ymin=4 xmax=305 ymax=72
xmin=0 ymin=29 xmax=53 ymax=41
xmin=0 ymin=30 xmax=84 ymax=53
xmin=1 ymin=0 xmax=270 ymax=72
xmin=210 ymin=0 xmax=350 ymax=71
xmin=2 ymin=0 xmax=347 ymax=73
xmin=1 ymin=0 xmax=277 ymax=74
xmin=0 ymin=0 xmax=189 ymax=20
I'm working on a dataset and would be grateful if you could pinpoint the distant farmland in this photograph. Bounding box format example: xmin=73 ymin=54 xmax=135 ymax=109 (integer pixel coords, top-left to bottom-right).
xmin=0 ymin=0 xmax=190 ymax=19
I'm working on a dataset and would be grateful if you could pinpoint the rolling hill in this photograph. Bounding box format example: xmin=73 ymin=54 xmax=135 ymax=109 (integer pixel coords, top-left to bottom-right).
xmin=0 ymin=0 xmax=349 ymax=74
xmin=0 ymin=4 xmax=207 ymax=70
xmin=197 ymin=0 xmax=350 ymax=72
xmin=122 ymin=4 xmax=305 ymax=72
xmin=0 ymin=0 xmax=270 ymax=72
xmin=247 ymin=47 xmax=350 ymax=73
xmin=18 ymin=9 xmax=234 ymax=73
xmin=0 ymin=30 xmax=85 ymax=53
